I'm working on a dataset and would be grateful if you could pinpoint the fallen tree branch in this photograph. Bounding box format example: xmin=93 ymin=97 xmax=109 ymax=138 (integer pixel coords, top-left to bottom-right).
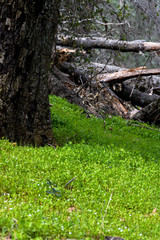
xmin=48 ymin=65 xmax=85 ymax=108
xmin=132 ymin=98 xmax=160 ymax=125
xmin=85 ymin=62 xmax=126 ymax=73
xmin=98 ymin=67 xmax=160 ymax=85
xmin=58 ymin=61 xmax=108 ymax=94
xmin=112 ymin=83 xmax=160 ymax=107
xmin=58 ymin=62 xmax=88 ymax=85
xmin=57 ymin=37 xmax=160 ymax=52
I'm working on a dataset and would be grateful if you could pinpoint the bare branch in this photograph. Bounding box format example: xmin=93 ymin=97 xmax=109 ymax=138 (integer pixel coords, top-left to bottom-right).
xmin=65 ymin=177 xmax=77 ymax=187
xmin=57 ymin=37 xmax=160 ymax=52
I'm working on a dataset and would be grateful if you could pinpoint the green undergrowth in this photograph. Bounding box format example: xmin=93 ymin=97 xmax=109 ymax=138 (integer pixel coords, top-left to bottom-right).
xmin=0 ymin=95 xmax=160 ymax=240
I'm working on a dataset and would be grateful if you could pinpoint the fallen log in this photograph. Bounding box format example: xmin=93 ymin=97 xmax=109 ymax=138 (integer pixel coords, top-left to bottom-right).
xmin=55 ymin=63 xmax=160 ymax=118
xmin=48 ymin=66 xmax=85 ymax=108
xmin=125 ymin=75 xmax=160 ymax=93
xmin=55 ymin=63 xmax=128 ymax=117
xmin=70 ymin=62 xmax=160 ymax=91
xmin=86 ymin=62 xmax=126 ymax=73
xmin=132 ymin=98 xmax=160 ymax=126
xmin=89 ymin=63 xmax=160 ymax=93
xmin=98 ymin=67 xmax=160 ymax=85
xmin=57 ymin=37 xmax=160 ymax=52
xmin=112 ymin=83 xmax=160 ymax=107
xmin=58 ymin=62 xmax=89 ymax=85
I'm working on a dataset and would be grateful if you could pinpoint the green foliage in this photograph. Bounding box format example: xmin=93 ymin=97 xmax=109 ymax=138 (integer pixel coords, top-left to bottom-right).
xmin=0 ymin=96 xmax=160 ymax=239
xmin=50 ymin=96 xmax=160 ymax=161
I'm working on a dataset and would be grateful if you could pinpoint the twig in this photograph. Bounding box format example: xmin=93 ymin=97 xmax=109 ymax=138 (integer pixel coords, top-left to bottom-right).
xmin=76 ymin=63 xmax=108 ymax=94
xmin=47 ymin=143 xmax=56 ymax=149
xmin=95 ymin=19 xmax=130 ymax=27
xmin=129 ymin=123 xmax=160 ymax=132
xmin=102 ymin=191 xmax=113 ymax=229
xmin=65 ymin=177 xmax=77 ymax=187
xmin=130 ymin=53 xmax=152 ymax=98
xmin=62 ymin=18 xmax=130 ymax=28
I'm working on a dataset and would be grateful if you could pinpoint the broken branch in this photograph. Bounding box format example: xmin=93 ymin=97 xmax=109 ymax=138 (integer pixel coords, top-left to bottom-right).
xmin=57 ymin=37 xmax=160 ymax=52
xmin=98 ymin=67 xmax=160 ymax=85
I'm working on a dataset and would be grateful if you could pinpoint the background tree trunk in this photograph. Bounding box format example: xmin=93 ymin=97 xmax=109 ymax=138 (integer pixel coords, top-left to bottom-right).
xmin=0 ymin=0 xmax=61 ymax=146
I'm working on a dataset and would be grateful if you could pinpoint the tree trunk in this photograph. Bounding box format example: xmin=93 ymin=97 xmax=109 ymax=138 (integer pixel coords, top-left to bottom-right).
xmin=0 ymin=0 xmax=61 ymax=146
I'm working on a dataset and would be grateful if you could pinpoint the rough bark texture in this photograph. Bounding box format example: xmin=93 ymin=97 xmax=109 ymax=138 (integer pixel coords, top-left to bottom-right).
xmin=125 ymin=75 xmax=160 ymax=93
xmin=98 ymin=68 xmax=160 ymax=85
xmin=0 ymin=0 xmax=61 ymax=146
xmin=58 ymin=62 xmax=89 ymax=86
xmin=48 ymin=65 xmax=85 ymax=108
xmin=57 ymin=37 xmax=160 ymax=52
xmin=132 ymin=98 xmax=160 ymax=125
xmin=112 ymin=83 xmax=160 ymax=107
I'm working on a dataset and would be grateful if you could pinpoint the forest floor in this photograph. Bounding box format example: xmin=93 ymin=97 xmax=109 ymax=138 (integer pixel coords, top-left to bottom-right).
xmin=0 ymin=95 xmax=160 ymax=240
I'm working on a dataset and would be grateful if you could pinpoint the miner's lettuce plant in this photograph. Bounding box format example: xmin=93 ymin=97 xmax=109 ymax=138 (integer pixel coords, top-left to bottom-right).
xmin=0 ymin=95 xmax=160 ymax=240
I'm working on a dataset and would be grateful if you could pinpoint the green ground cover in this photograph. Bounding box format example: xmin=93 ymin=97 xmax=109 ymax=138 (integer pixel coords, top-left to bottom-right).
xmin=0 ymin=95 xmax=160 ymax=240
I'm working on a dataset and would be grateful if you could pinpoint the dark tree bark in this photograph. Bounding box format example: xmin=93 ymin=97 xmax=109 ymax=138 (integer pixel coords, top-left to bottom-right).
xmin=0 ymin=0 xmax=61 ymax=146
xmin=49 ymin=65 xmax=85 ymax=108
xmin=58 ymin=62 xmax=89 ymax=86
xmin=112 ymin=83 xmax=160 ymax=107
xmin=132 ymin=98 xmax=160 ymax=126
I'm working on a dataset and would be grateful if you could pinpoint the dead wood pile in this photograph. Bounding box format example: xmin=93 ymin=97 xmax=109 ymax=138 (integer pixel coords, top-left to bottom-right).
xmin=50 ymin=48 xmax=160 ymax=126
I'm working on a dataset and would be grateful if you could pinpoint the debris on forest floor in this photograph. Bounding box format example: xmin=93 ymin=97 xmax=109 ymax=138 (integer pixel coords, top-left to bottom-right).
xmin=51 ymin=48 xmax=160 ymax=124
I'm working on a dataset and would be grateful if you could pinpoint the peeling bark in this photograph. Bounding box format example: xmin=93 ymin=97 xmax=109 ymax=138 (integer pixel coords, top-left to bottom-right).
xmin=0 ymin=0 xmax=61 ymax=146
